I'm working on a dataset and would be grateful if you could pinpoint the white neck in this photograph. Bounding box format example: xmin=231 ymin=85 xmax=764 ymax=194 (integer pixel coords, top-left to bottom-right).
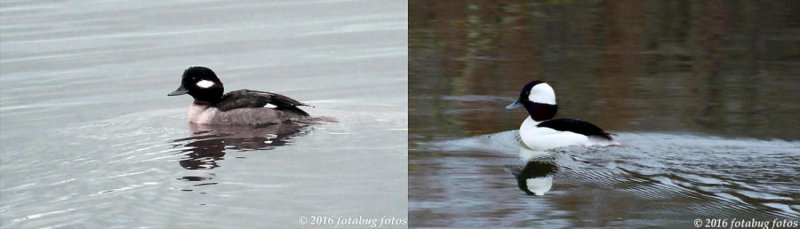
xmin=522 ymin=116 xmax=541 ymax=127
xmin=528 ymin=83 xmax=556 ymax=105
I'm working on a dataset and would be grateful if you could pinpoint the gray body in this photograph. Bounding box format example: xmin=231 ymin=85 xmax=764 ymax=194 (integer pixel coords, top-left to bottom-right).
xmin=188 ymin=100 xmax=309 ymax=126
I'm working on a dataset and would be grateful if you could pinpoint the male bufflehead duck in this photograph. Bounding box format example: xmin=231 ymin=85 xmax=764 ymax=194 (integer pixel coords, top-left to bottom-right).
xmin=168 ymin=66 xmax=311 ymax=126
xmin=506 ymin=80 xmax=615 ymax=150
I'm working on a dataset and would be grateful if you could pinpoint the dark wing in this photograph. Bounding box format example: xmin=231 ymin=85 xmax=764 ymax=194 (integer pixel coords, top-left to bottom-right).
xmin=216 ymin=89 xmax=310 ymax=112
xmin=537 ymin=118 xmax=613 ymax=140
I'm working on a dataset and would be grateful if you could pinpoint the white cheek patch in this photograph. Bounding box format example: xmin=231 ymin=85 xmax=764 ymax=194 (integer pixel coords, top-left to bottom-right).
xmin=196 ymin=80 xmax=215 ymax=88
xmin=264 ymin=103 xmax=277 ymax=108
xmin=528 ymin=83 xmax=556 ymax=105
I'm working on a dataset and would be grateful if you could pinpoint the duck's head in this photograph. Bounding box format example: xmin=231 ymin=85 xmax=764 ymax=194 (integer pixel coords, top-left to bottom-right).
xmin=506 ymin=80 xmax=558 ymax=121
xmin=168 ymin=66 xmax=225 ymax=104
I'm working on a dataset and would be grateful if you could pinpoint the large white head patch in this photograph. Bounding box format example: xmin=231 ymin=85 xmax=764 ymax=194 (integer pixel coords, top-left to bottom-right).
xmin=528 ymin=83 xmax=556 ymax=105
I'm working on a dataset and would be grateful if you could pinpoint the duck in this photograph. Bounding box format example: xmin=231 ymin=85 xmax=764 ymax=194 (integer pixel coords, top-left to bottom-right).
xmin=168 ymin=66 xmax=311 ymax=126
xmin=506 ymin=80 xmax=616 ymax=150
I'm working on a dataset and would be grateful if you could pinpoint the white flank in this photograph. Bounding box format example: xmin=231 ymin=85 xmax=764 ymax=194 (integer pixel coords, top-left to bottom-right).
xmin=196 ymin=80 xmax=215 ymax=88
xmin=528 ymin=83 xmax=556 ymax=105
xmin=519 ymin=116 xmax=589 ymax=150
xmin=264 ymin=103 xmax=277 ymax=108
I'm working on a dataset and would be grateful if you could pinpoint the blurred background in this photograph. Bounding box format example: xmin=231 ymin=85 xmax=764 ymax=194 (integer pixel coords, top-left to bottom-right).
xmin=411 ymin=0 xmax=799 ymax=142
xmin=409 ymin=0 xmax=800 ymax=227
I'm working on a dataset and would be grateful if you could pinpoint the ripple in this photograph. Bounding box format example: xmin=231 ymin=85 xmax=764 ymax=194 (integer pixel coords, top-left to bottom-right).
xmin=415 ymin=131 xmax=800 ymax=220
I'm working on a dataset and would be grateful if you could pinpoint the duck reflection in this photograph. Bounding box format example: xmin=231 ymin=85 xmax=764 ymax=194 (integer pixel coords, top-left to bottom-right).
xmin=509 ymin=146 xmax=557 ymax=196
xmin=172 ymin=122 xmax=308 ymax=170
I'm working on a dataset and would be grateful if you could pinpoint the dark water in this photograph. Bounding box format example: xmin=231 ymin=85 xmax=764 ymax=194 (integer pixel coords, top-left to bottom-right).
xmin=410 ymin=1 xmax=800 ymax=227
xmin=1 ymin=1 xmax=407 ymax=228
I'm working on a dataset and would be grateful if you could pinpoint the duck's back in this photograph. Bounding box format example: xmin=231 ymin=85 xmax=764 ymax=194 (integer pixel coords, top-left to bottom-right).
xmin=216 ymin=89 xmax=310 ymax=115
xmin=187 ymin=89 xmax=312 ymax=126
xmin=537 ymin=118 xmax=612 ymax=140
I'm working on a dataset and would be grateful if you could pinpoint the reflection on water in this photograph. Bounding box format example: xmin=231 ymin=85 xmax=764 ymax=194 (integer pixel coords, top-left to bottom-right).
xmin=509 ymin=147 xmax=557 ymax=196
xmin=169 ymin=123 xmax=312 ymax=191
xmin=173 ymin=123 xmax=308 ymax=170
xmin=513 ymin=160 xmax=555 ymax=196
xmin=418 ymin=132 xmax=800 ymax=227
xmin=1 ymin=0 xmax=407 ymax=227
xmin=410 ymin=0 xmax=800 ymax=227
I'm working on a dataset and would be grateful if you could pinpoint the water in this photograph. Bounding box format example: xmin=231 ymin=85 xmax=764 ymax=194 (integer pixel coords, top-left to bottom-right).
xmin=1 ymin=1 xmax=407 ymax=228
xmin=410 ymin=1 xmax=800 ymax=227
xmin=414 ymin=132 xmax=799 ymax=227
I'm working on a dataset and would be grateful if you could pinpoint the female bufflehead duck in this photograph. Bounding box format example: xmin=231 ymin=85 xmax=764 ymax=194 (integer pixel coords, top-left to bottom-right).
xmin=168 ymin=66 xmax=311 ymax=126
xmin=506 ymin=80 xmax=616 ymax=150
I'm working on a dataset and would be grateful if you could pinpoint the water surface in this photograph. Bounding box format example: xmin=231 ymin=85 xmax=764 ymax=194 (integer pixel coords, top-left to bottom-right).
xmin=1 ymin=1 xmax=408 ymax=228
xmin=410 ymin=1 xmax=800 ymax=227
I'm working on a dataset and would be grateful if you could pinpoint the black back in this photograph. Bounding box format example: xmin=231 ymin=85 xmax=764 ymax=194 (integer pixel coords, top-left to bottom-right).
xmin=537 ymin=118 xmax=613 ymax=140
xmin=216 ymin=89 xmax=310 ymax=116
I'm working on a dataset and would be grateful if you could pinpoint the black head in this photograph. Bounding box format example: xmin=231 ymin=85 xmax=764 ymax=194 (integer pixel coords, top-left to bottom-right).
xmin=168 ymin=66 xmax=225 ymax=103
xmin=505 ymin=80 xmax=558 ymax=121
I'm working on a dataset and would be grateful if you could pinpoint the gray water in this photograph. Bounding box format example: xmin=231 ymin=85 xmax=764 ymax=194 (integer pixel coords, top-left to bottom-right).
xmin=410 ymin=1 xmax=800 ymax=228
xmin=1 ymin=1 xmax=407 ymax=228
xmin=413 ymin=131 xmax=800 ymax=227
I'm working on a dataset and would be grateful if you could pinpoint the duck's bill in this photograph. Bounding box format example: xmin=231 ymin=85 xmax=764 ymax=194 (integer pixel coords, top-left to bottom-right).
xmin=168 ymin=85 xmax=188 ymax=96
xmin=506 ymin=98 xmax=523 ymax=109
